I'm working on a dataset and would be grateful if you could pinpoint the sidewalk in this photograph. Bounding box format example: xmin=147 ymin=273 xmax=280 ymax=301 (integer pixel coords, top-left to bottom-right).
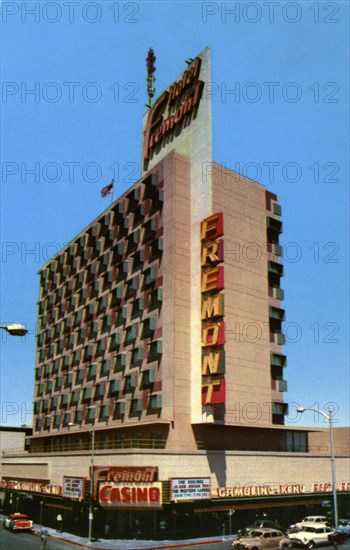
xmin=35 ymin=525 xmax=235 ymax=549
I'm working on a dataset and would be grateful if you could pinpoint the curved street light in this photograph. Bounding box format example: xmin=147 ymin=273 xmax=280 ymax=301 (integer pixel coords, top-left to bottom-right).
xmin=69 ymin=410 xmax=97 ymax=544
xmin=297 ymin=405 xmax=338 ymax=529
xmin=0 ymin=323 xmax=28 ymax=336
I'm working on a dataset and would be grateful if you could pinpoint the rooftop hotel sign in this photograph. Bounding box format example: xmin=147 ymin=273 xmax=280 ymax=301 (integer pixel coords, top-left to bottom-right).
xmin=142 ymin=47 xmax=211 ymax=176
xmin=143 ymin=57 xmax=204 ymax=170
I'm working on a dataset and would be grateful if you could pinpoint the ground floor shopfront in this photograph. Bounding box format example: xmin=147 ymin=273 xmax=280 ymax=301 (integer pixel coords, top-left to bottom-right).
xmin=1 ymin=446 xmax=349 ymax=540
xmin=1 ymin=486 xmax=350 ymax=540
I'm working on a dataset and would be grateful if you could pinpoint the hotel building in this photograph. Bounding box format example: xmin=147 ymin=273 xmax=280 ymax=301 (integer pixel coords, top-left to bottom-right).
xmin=1 ymin=48 xmax=349 ymax=539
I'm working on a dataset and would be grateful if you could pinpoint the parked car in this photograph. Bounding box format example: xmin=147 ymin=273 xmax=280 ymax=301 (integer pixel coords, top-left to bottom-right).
xmin=239 ymin=522 xmax=286 ymax=538
xmin=338 ymin=520 xmax=350 ymax=537
xmin=4 ymin=513 xmax=33 ymax=532
xmin=289 ymin=525 xmax=334 ymax=548
xmin=233 ymin=528 xmax=292 ymax=550
xmin=328 ymin=531 xmax=347 ymax=544
xmin=294 ymin=517 xmax=329 ymax=529
xmin=253 ymin=521 xmax=285 ymax=531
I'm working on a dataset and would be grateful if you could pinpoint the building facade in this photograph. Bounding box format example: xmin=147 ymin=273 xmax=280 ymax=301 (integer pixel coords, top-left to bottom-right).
xmin=1 ymin=48 xmax=349 ymax=540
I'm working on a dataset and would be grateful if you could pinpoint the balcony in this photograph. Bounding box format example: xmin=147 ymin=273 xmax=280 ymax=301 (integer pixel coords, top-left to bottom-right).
xmin=270 ymin=352 xmax=287 ymax=368
xmin=8 ymin=437 xmax=168 ymax=455
xmin=278 ymin=379 xmax=288 ymax=392
xmin=267 ymin=216 xmax=283 ymax=244
xmin=269 ymin=306 xmax=285 ymax=322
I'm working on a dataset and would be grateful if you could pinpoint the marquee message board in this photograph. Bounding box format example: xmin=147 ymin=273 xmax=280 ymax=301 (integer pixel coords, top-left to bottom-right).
xmin=171 ymin=478 xmax=211 ymax=501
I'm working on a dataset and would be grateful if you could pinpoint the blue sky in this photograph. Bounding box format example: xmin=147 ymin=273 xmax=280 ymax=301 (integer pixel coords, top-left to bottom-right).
xmin=1 ymin=0 xmax=349 ymax=428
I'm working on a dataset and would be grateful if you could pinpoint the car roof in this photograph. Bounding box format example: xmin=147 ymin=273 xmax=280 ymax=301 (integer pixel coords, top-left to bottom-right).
xmin=251 ymin=528 xmax=282 ymax=533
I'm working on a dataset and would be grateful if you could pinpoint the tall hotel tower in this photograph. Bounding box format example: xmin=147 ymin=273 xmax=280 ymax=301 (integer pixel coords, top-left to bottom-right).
xmin=32 ymin=48 xmax=288 ymax=454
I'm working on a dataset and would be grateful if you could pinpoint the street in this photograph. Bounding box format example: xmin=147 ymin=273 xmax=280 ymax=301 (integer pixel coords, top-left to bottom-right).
xmin=0 ymin=528 xmax=80 ymax=549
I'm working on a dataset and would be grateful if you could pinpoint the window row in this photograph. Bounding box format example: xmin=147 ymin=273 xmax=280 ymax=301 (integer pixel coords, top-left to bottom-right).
xmin=35 ymin=393 xmax=162 ymax=430
xmin=36 ymin=340 xmax=162 ymax=387
xmin=38 ymin=286 xmax=163 ymax=339
xmin=38 ymin=248 xmax=163 ymax=318
xmin=40 ymin=185 xmax=163 ymax=290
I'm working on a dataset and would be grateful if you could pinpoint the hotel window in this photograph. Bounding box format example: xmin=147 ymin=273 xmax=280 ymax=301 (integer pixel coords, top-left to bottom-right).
xmin=149 ymin=237 xmax=163 ymax=262
xmin=142 ymin=316 xmax=156 ymax=338
xmin=86 ymin=407 xmax=96 ymax=423
xmin=94 ymin=382 xmax=106 ymax=400
xmin=143 ymin=217 xmax=157 ymax=243
xmin=72 ymin=350 xmax=81 ymax=366
xmin=125 ymin=324 xmax=138 ymax=345
xmin=63 ymin=412 xmax=71 ymax=426
xmin=100 ymin=359 xmax=111 ymax=377
xmin=74 ymin=410 xmax=83 ymax=424
xmin=126 ymin=229 xmax=140 ymax=254
xmin=112 ymin=241 xmax=124 ymax=264
xmin=44 ymin=416 xmax=51 ymax=430
xmin=60 ymin=394 xmax=69 ymax=408
xmin=62 ymin=355 xmax=71 ymax=370
xmin=103 ymin=271 xmax=113 ymax=292
xmin=50 ymin=396 xmax=59 ymax=410
xmin=45 ymin=380 xmax=53 ymax=394
xmin=35 ymin=367 xmax=43 ymax=380
xmin=109 ymin=331 xmax=121 ymax=352
xmin=64 ymin=372 xmax=73 ymax=388
xmin=36 ymin=418 xmax=42 ymax=430
xmin=143 ymin=267 xmax=157 ymax=289
xmin=52 ymin=358 xmax=60 ymax=374
xmin=96 ymin=338 xmax=107 ymax=357
xmin=100 ymin=405 xmax=110 ymax=420
xmin=116 ymin=306 xmax=127 ymax=327
xmin=41 ymin=399 xmax=49 ymax=412
xmin=70 ymin=390 xmax=80 ymax=405
xmin=125 ymin=275 xmax=138 ymax=299
xmin=37 ymin=383 xmax=44 ymax=397
xmin=124 ymin=374 xmax=137 ymax=393
xmin=34 ymin=401 xmax=40 ymax=414
xmin=132 ymin=250 xmax=145 ymax=273
xmin=98 ymin=296 xmax=108 ymax=316
xmin=131 ymin=347 xmax=143 ymax=367
xmin=53 ymin=415 xmax=61 ymax=428
xmin=114 ymin=353 xmax=126 ymax=373
xmin=82 ymin=387 xmax=92 ymax=402
xmin=88 ymin=364 xmax=97 ymax=380
xmin=141 ymin=369 xmax=155 ymax=387
xmin=132 ymin=203 xmax=146 ymax=228
xmin=115 ymin=400 xmax=126 ymax=417
xmin=84 ymin=344 xmax=95 ymax=362
xmin=284 ymin=431 xmax=308 ymax=452
xmin=149 ymin=394 xmax=162 ymax=411
xmin=110 ymin=286 xmax=123 ymax=307
xmin=130 ymin=398 xmax=143 ymax=416
xmin=55 ymin=377 xmax=62 ymax=391
xmin=131 ymin=297 xmax=144 ymax=319
xmin=148 ymin=339 xmax=162 ymax=360
xmin=108 ymin=379 xmax=120 ymax=396
xmin=126 ymin=186 xmax=142 ymax=213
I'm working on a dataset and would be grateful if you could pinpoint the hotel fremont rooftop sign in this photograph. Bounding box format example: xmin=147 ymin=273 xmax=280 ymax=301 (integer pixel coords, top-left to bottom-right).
xmin=142 ymin=47 xmax=212 ymax=176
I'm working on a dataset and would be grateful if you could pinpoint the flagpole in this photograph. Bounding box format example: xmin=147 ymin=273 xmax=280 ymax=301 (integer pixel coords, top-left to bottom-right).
xmin=111 ymin=178 xmax=114 ymax=204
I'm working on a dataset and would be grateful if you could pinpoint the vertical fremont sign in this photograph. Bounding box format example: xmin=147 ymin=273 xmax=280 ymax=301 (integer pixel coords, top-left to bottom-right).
xmin=200 ymin=213 xmax=226 ymax=408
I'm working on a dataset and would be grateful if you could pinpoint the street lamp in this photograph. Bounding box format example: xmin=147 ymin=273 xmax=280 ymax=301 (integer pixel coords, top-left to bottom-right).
xmin=69 ymin=410 xmax=97 ymax=544
xmin=0 ymin=323 xmax=28 ymax=336
xmin=297 ymin=405 xmax=338 ymax=529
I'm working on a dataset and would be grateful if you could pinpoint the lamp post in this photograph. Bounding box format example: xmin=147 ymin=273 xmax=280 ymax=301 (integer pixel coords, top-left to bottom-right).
xmin=297 ymin=405 xmax=338 ymax=529
xmin=0 ymin=323 xmax=28 ymax=336
xmin=88 ymin=421 xmax=96 ymax=544
xmin=69 ymin=410 xmax=96 ymax=544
